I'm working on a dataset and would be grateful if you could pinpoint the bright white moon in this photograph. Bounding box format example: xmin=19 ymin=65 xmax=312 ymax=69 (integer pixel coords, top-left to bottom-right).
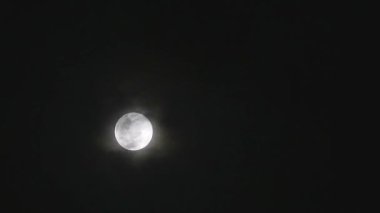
xmin=114 ymin=112 xmax=153 ymax=151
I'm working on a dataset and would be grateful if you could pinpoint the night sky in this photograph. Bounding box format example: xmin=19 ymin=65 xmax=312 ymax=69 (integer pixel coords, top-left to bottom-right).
xmin=3 ymin=1 xmax=337 ymax=212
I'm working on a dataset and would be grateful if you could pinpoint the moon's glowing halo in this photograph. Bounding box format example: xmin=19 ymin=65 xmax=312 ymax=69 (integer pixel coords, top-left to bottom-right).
xmin=114 ymin=112 xmax=153 ymax=151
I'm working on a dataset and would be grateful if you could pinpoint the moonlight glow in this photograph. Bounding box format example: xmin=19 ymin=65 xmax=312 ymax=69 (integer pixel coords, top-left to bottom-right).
xmin=114 ymin=112 xmax=153 ymax=151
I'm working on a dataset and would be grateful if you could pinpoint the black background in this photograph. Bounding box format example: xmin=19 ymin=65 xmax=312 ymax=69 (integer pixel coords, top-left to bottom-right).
xmin=3 ymin=1 xmax=337 ymax=212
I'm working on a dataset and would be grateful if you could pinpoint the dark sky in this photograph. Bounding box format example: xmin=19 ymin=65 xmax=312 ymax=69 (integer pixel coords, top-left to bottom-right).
xmin=3 ymin=1 xmax=337 ymax=212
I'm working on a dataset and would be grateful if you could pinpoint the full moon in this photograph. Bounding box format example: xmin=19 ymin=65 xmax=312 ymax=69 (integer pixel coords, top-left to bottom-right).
xmin=114 ymin=112 xmax=153 ymax=151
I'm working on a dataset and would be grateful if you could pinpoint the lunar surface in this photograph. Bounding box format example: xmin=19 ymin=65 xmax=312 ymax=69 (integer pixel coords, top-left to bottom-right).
xmin=114 ymin=112 xmax=153 ymax=151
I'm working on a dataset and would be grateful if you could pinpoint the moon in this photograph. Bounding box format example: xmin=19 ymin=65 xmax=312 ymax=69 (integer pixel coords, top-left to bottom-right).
xmin=114 ymin=112 xmax=153 ymax=151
